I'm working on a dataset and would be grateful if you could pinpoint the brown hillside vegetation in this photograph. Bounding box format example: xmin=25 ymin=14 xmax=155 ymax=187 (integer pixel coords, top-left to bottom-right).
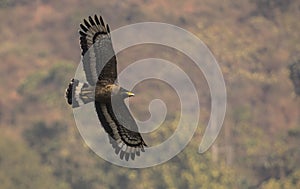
xmin=0 ymin=0 xmax=299 ymax=188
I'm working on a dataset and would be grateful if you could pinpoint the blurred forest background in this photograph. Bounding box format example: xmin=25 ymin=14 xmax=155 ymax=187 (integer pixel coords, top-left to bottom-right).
xmin=0 ymin=0 xmax=300 ymax=188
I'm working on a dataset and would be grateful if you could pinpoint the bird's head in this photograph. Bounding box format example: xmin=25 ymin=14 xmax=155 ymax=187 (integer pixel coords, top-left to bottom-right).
xmin=120 ymin=88 xmax=135 ymax=98
xmin=112 ymin=86 xmax=135 ymax=99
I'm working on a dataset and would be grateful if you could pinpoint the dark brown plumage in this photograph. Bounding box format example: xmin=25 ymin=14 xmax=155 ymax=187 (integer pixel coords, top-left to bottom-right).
xmin=65 ymin=15 xmax=146 ymax=160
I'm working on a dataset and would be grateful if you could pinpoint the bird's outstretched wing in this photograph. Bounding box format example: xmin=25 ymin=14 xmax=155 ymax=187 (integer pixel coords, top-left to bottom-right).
xmin=95 ymin=99 xmax=147 ymax=161
xmin=79 ymin=15 xmax=117 ymax=86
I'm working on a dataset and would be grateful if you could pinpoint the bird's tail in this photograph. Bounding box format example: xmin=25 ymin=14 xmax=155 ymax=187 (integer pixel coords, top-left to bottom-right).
xmin=65 ymin=79 xmax=95 ymax=108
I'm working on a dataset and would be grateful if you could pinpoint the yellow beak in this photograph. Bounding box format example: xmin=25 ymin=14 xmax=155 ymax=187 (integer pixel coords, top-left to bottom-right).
xmin=126 ymin=92 xmax=135 ymax=97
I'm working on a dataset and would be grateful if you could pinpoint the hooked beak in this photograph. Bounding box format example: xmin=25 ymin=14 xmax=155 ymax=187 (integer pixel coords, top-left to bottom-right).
xmin=126 ymin=91 xmax=135 ymax=97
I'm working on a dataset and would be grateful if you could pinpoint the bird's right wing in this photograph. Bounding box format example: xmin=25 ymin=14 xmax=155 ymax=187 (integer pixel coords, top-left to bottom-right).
xmin=79 ymin=15 xmax=118 ymax=86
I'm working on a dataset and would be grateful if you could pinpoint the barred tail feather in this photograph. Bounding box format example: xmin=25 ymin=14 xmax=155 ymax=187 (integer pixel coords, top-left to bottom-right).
xmin=65 ymin=79 xmax=95 ymax=108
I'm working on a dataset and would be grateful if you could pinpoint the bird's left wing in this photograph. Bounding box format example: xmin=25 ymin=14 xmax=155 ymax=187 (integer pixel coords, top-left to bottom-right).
xmin=95 ymin=99 xmax=147 ymax=161
xmin=79 ymin=15 xmax=117 ymax=86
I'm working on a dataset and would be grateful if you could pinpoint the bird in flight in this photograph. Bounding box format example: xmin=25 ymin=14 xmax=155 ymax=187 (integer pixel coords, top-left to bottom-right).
xmin=65 ymin=15 xmax=147 ymax=160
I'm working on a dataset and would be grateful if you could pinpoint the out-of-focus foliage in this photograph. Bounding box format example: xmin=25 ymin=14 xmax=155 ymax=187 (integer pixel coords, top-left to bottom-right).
xmin=0 ymin=132 xmax=70 ymax=189
xmin=251 ymin=0 xmax=293 ymax=19
xmin=260 ymin=169 xmax=300 ymax=189
xmin=289 ymin=60 xmax=300 ymax=96
xmin=0 ymin=0 xmax=299 ymax=188
xmin=18 ymin=62 xmax=74 ymax=105
xmin=0 ymin=0 xmax=31 ymax=8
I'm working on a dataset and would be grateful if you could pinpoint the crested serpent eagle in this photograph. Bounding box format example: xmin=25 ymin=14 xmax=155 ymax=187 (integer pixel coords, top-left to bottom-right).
xmin=65 ymin=15 xmax=147 ymax=160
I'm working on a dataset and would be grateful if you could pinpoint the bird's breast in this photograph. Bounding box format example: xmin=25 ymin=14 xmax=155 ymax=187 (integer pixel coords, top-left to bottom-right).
xmin=95 ymin=84 xmax=113 ymax=102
